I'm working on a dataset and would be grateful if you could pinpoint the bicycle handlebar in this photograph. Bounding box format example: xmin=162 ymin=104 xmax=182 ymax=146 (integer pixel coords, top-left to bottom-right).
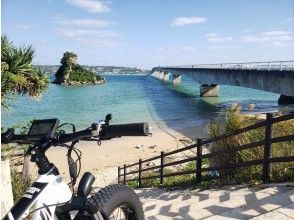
xmin=2 ymin=122 xmax=149 ymax=145
xmin=56 ymin=122 xmax=149 ymax=144
xmin=100 ymin=123 xmax=149 ymax=139
xmin=2 ymin=134 xmax=31 ymax=144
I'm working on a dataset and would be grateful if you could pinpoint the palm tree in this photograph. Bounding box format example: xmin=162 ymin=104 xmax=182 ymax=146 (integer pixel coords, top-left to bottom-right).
xmin=1 ymin=35 xmax=49 ymax=108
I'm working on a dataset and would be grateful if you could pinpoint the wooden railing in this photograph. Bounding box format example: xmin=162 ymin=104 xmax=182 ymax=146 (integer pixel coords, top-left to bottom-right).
xmin=118 ymin=112 xmax=294 ymax=187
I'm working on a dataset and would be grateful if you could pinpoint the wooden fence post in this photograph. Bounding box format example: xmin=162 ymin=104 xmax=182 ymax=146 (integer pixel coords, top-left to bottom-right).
xmin=263 ymin=113 xmax=273 ymax=183
xmin=196 ymin=139 xmax=203 ymax=183
xmin=118 ymin=166 xmax=120 ymax=183
xmin=160 ymin=151 xmax=164 ymax=186
xmin=139 ymin=159 xmax=142 ymax=187
xmin=21 ymin=155 xmax=30 ymax=181
xmin=123 ymin=164 xmax=126 ymax=185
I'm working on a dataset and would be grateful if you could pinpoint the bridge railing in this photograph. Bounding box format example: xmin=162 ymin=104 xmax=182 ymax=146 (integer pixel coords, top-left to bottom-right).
xmin=160 ymin=60 xmax=294 ymax=71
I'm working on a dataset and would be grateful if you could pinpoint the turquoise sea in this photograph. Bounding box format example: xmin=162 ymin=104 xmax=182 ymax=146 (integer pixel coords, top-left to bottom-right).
xmin=1 ymin=74 xmax=281 ymax=131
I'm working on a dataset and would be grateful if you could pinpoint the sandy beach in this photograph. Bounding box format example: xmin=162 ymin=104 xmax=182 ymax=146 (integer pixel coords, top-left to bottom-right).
xmin=23 ymin=123 xmax=209 ymax=187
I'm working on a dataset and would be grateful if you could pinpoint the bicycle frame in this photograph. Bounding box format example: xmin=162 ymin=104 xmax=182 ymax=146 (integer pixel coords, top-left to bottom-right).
xmin=2 ymin=117 xmax=148 ymax=220
xmin=3 ymin=171 xmax=72 ymax=220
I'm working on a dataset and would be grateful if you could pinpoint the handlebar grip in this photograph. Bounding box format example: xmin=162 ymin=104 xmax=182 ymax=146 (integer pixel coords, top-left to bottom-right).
xmin=1 ymin=128 xmax=15 ymax=144
xmin=1 ymin=132 xmax=31 ymax=144
xmin=101 ymin=123 xmax=149 ymax=139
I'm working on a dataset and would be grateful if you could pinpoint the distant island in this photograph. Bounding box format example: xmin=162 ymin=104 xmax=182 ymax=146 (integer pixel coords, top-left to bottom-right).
xmin=34 ymin=64 xmax=150 ymax=75
xmin=53 ymin=52 xmax=105 ymax=85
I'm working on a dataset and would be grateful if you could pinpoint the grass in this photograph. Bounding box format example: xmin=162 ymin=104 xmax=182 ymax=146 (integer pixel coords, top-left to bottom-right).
xmin=207 ymin=104 xmax=294 ymax=184
xmin=2 ymin=121 xmax=33 ymax=201
xmin=11 ymin=169 xmax=31 ymax=201
xmin=127 ymin=104 xmax=293 ymax=188
xmin=1 ymin=120 xmax=33 ymax=155
xmin=126 ymin=159 xmax=214 ymax=189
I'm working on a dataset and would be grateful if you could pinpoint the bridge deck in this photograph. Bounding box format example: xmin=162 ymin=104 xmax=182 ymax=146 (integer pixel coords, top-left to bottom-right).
xmin=152 ymin=61 xmax=294 ymax=97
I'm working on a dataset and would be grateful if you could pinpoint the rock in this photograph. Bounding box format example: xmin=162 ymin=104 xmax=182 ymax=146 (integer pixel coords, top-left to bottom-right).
xmin=256 ymin=114 xmax=266 ymax=120
xmin=248 ymin=103 xmax=255 ymax=111
xmin=149 ymin=145 xmax=157 ymax=149
xmin=135 ymin=144 xmax=144 ymax=149
xmin=54 ymin=51 xmax=105 ymax=86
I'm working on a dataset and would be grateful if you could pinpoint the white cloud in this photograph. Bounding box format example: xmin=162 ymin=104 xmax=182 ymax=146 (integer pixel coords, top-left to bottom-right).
xmin=241 ymin=30 xmax=294 ymax=47
xmin=205 ymin=33 xmax=233 ymax=43
xmin=262 ymin=31 xmax=291 ymax=36
xmin=58 ymin=28 xmax=119 ymax=37
xmin=56 ymin=17 xmax=113 ymax=28
xmin=15 ymin=24 xmax=30 ymax=29
xmin=171 ymin=16 xmax=207 ymax=26
xmin=287 ymin=17 xmax=294 ymax=21
xmin=75 ymin=38 xmax=120 ymax=47
xmin=271 ymin=42 xmax=283 ymax=47
xmin=207 ymin=37 xmax=233 ymax=42
xmin=181 ymin=46 xmax=197 ymax=51
xmin=158 ymin=47 xmax=164 ymax=52
xmin=242 ymin=29 xmax=253 ymax=33
xmin=53 ymin=14 xmax=120 ymax=47
xmin=66 ymin=0 xmax=110 ymax=13
xmin=157 ymin=46 xmax=197 ymax=53
xmin=242 ymin=31 xmax=293 ymax=44
xmin=205 ymin=33 xmax=218 ymax=37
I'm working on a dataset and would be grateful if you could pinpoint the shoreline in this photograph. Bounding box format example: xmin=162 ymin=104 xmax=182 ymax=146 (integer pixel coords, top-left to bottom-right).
xmin=22 ymin=123 xmax=208 ymax=186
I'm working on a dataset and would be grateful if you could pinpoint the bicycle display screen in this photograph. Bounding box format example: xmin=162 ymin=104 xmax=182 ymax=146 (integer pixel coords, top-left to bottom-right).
xmin=28 ymin=119 xmax=59 ymax=138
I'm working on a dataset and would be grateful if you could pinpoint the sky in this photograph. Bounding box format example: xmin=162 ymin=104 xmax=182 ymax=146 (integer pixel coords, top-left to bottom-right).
xmin=2 ymin=0 xmax=294 ymax=68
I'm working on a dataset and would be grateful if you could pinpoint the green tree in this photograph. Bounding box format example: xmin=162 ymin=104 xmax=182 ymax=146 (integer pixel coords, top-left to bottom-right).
xmin=60 ymin=51 xmax=77 ymax=71
xmin=55 ymin=51 xmax=104 ymax=85
xmin=1 ymin=35 xmax=49 ymax=108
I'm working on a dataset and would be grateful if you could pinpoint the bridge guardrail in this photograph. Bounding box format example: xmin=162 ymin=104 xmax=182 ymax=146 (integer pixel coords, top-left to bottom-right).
xmin=158 ymin=60 xmax=294 ymax=71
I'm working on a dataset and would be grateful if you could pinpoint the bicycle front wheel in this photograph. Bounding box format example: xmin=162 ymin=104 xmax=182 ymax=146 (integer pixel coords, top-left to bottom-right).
xmin=91 ymin=184 xmax=145 ymax=220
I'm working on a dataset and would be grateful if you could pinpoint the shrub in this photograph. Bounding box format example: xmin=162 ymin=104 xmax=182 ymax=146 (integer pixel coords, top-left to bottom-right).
xmin=207 ymin=104 xmax=294 ymax=184
xmin=11 ymin=169 xmax=31 ymax=201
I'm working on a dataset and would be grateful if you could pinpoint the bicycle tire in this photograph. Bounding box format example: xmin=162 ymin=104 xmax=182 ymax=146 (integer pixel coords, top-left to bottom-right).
xmin=90 ymin=184 xmax=145 ymax=220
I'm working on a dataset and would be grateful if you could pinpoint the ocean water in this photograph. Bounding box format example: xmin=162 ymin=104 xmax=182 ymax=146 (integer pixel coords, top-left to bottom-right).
xmin=1 ymin=74 xmax=280 ymax=130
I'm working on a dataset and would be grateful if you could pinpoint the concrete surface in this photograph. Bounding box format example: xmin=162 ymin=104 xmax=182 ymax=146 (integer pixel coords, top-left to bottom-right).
xmin=136 ymin=184 xmax=294 ymax=220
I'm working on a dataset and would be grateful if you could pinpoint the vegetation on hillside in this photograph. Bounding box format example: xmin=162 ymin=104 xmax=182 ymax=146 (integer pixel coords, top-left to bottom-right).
xmin=1 ymin=35 xmax=49 ymax=108
xmin=54 ymin=51 xmax=104 ymax=85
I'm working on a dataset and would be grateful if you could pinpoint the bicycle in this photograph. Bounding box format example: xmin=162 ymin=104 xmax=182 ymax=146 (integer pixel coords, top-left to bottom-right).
xmin=2 ymin=114 xmax=149 ymax=220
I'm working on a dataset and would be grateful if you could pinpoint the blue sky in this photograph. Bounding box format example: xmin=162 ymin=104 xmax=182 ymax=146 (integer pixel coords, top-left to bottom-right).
xmin=2 ymin=0 xmax=294 ymax=68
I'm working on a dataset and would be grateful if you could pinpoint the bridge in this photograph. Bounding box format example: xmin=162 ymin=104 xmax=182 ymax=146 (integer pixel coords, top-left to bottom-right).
xmin=151 ymin=60 xmax=294 ymax=104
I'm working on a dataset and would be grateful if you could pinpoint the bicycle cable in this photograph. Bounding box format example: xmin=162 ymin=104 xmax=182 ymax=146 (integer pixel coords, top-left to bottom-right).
xmin=28 ymin=197 xmax=73 ymax=215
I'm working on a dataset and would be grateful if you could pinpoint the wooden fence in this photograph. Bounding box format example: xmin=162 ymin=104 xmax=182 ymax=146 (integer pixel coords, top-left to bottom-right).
xmin=118 ymin=112 xmax=294 ymax=187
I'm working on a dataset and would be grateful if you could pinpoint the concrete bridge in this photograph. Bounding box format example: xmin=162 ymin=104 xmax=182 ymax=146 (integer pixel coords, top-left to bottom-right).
xmin=151 ymin=61 xmax=294 ymax=104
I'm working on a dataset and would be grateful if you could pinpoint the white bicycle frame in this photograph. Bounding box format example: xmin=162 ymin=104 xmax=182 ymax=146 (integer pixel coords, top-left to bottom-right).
xmin=3 ymin=120 xmax=108 ymax=220
xmin=4 ymin=171 xmax=72 ymax=220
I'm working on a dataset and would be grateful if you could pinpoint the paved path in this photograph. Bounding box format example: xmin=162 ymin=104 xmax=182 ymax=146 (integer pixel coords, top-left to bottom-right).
xmin=135 ymin=184 xmax=294 ymax=220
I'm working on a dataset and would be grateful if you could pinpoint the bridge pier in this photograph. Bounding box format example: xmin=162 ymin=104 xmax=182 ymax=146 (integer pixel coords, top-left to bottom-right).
xmin=278 ymin=94 xmax=294 ymax=105
xmin=200 ymin=84 xmax=219 ymax=97
xmin=172 ymin=74 xmax=181 ymax=85
xmin=151 ymin=71 xmax=160 ymax=79
xmin=163 ymin=72 xmax=169 ymax=82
